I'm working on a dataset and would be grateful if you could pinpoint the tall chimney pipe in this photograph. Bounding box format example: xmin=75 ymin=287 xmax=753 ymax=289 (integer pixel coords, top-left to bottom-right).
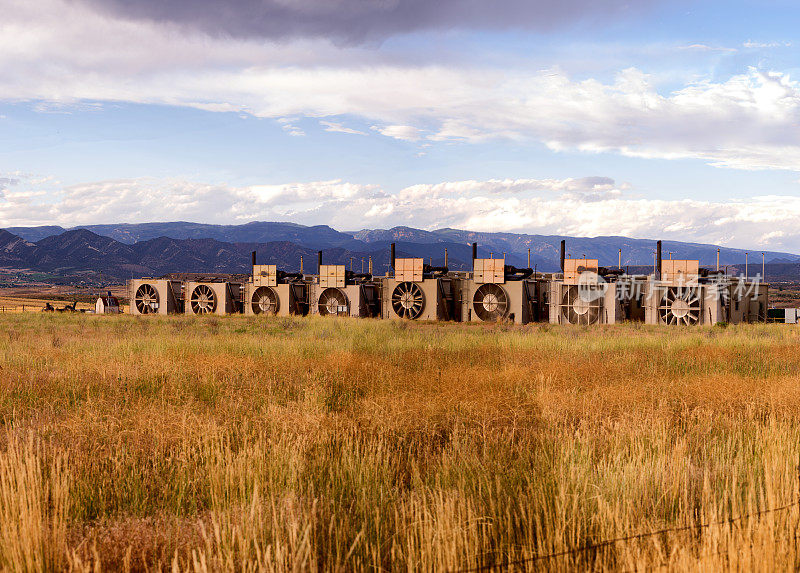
xmin=390 ymin=243 xmax=396 ymax=269
xmin=472 ymin=242 xmax=477 ymax=261
xmin=318 ymin=250 xmax=323 ymax=273
xmin=560 ymin=240 xmax=566 ymax=272
xmin=444 ymin=248 xmax=448 ymax=268
xmin=656 ymin=240 xmax=662 ymax=279
xmin=251 ymin=251 xmax=256 ymax=267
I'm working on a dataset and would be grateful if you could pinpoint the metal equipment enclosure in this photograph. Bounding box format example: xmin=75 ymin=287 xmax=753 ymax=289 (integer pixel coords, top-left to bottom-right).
xmin=643 ymin=260 xmax=767 ymax=325
xmin=382 ymin=258 xmax=460 ymax=321
xmin=463 ymin=258 xmax=542 ymax=324
xmin=309 ymin=264 xmax=381 ymax=318
xmin=549 ymin=259 xmax=623 ymax=325
xmin=129 ymin=279 xmax=183 ymax=315
xmin=184 ymin=281 xmax=242 ymax=315
xmin=244 ymin=264 xmax=309 ymax=316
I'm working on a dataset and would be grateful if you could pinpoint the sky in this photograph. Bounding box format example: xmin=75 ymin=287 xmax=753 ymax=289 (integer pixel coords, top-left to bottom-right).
xmin=1 ymin=0 xmax=800 ymax=251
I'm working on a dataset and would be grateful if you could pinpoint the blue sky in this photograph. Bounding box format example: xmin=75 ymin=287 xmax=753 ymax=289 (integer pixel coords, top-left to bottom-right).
xmin=1 ymin=0 xmax=799 ymax=251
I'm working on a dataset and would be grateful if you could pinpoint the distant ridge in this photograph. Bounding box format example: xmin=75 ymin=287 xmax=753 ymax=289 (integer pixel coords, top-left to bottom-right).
xmin=2 ymin=222 xmax=799 ymax=281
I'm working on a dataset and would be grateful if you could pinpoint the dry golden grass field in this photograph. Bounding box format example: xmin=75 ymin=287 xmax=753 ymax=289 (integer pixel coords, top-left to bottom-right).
xmin=0 ymin=313 xmax=799 ymax=571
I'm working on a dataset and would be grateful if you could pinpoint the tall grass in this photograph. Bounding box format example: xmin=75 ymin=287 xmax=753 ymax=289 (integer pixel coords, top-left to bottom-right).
xmin=0 ymin=314 xmax=798 ymax=570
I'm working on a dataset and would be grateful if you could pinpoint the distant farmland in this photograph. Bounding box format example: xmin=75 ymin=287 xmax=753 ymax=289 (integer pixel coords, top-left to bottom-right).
xmin=0 ymin=314 xmax=798 ymax=570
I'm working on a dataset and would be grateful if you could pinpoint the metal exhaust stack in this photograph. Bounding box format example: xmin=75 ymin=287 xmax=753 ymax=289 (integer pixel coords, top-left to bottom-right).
xmin=560 ymin=240 xmax=566 ymax=272
xmin=472 ymin=242 xmax=477 ymax=261
xmin=390 ymin=243 xmax=396 ymax=269
xmin=318 ymin=251 xmax=323 ymax=273
xmin=251 ymin=251 xmax=257 ymax=267
xmin=444 ymin=248 xmax=448 ymax=268
xmin=656 ymin=240 xmax=662 ymax=279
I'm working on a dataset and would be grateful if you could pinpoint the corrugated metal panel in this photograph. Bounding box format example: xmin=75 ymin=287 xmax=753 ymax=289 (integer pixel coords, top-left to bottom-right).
xmin=661 ymin=260 xmax=700 ymax=285
xmin=563 ymin=258 xmax=599 ymax=285
xmin=473 ymin=258 xmax=505 ymax=284
xmin=395 ymin=258 xmax=423 ymax=282
xmin=253 ymin=264 xmax=277 ymax=287
xmin=319 ymin=265 xmax=346 ymax=288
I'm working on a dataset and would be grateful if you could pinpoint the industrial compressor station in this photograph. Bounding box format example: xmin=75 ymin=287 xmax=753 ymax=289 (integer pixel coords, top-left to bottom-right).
xmin=129 ymin=240 xmax=769 ymax=326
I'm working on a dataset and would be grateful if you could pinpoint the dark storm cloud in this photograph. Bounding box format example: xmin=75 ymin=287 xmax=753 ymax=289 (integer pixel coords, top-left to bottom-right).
xmin=75 ymin=0 xmax=658 ymax=43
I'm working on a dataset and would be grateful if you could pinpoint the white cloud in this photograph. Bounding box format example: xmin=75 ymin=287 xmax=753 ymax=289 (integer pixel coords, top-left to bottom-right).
xmin=678 ymin=44 xmax=737 ymax=53
xmin=3 ymin=0 xmax=800 ymax=171
xmin=743 ymin=41 xmax=792 ymax=49
xmin=373 ymin=125 xmax=424 ymax=141
xmin=319 ymin=120 xmax=367 ymax=135
xmin=4 ymin=176 xmax=800 ymax=252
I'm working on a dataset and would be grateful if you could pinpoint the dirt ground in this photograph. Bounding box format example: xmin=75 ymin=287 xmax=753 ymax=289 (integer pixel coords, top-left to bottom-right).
xmin=0 ymin=284 xmax=129 ymax=312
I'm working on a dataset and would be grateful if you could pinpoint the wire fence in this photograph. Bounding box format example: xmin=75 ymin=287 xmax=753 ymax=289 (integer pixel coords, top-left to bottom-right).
xmin=453 ymin=459 xmax=800 ymax=572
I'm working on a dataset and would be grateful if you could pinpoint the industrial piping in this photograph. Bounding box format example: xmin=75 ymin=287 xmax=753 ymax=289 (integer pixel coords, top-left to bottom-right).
xmin=656 ymin=241 xmax=662 ymax=279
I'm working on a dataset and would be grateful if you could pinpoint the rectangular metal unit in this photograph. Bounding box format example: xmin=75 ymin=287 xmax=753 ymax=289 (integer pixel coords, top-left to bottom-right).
xmin=463 ymin=279 xmax=539 ymax=324
xmin=645 ymin=264 xmax=768 ymax=325
xmin=661 ymin=260 xmax=700 ymax=285
xmin=771 ymin=308 xmax=799 ymax=324
xmin=244 ymin=281 xmax=309 ymax=316
xmin=382 ymin=276 xmax=461 ymax=321
xmin=549 ymin=278 xmax=622 ymax=325
xmin=394 ymin=258 xmax=424 ymax=282
xmin=184 ymin=281 xmax=241 ymax=315
xmin=252 ymin=264 xmax=277 ymax=287
xmin=563 ymin=258 xmax=599 ymax=285
xmin=310 ymin=281 xmax=381 ymax=318
xmin=473 ymin=258 xmax=505 ymax=284
xmin=724 ymin=278 xmax=769 ymax=323
xmin=129 ymin=279 xmax=183 ymax=315
xmin=319 ymin=265 xmax=346 ymax=288
xmin=644 ymin=281 xmax=720 ymax=325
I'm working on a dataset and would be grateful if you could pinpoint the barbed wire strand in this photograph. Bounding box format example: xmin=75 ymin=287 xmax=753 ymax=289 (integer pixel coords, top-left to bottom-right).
xmin=452 ymin=498 xmax=800 ymax=573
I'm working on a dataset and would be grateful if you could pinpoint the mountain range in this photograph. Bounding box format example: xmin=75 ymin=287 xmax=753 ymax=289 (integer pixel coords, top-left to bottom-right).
xmin=1 ymin=222 xmax=799 ymax=282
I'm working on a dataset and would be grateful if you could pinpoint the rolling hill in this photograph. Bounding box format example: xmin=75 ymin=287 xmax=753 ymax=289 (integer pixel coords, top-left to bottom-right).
xmin=2 ymin=222 xmax=799 ymax=281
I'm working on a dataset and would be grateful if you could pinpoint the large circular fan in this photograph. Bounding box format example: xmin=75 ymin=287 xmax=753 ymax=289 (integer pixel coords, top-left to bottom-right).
xmin=472 ymin=283 xmax=509 ymax=321
xmin=318 ymin=288 xmax=348 ymax=316
xmin=252 ymin=286 xmax=279 ymax=315
xmin=561 ymin=285 xmax=600 ymax=325
xmin=658 ymin=286 xmax=701 ymax=325
xmin=134 ymin=283 xmax=159 ymax=314
xmin=190 ymin=284 xmax=217 ymax=314
xmin=391 ymin=282 xmax=425 ymax=319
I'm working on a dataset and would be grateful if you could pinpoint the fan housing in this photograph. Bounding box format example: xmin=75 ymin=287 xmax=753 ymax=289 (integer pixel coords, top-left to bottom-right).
xmin=473 ymin=283 xmax=509 ymax=321
xmin=190 ymin=284 xmax=217 ymax=314
xmin=318 ymin=287 xmax=348 ymax=316
xmin=252 ymin=286 xmax=279 ymax=315
xmin=560 ymin=285 xmax=601 ymax=325
xmin=658 ymin=286 xmax=701 ymax=325
xmin=135 ymin=283 xmax=159 ymax=314
xmin=391 ymin=282 xmax=425 ymax=319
